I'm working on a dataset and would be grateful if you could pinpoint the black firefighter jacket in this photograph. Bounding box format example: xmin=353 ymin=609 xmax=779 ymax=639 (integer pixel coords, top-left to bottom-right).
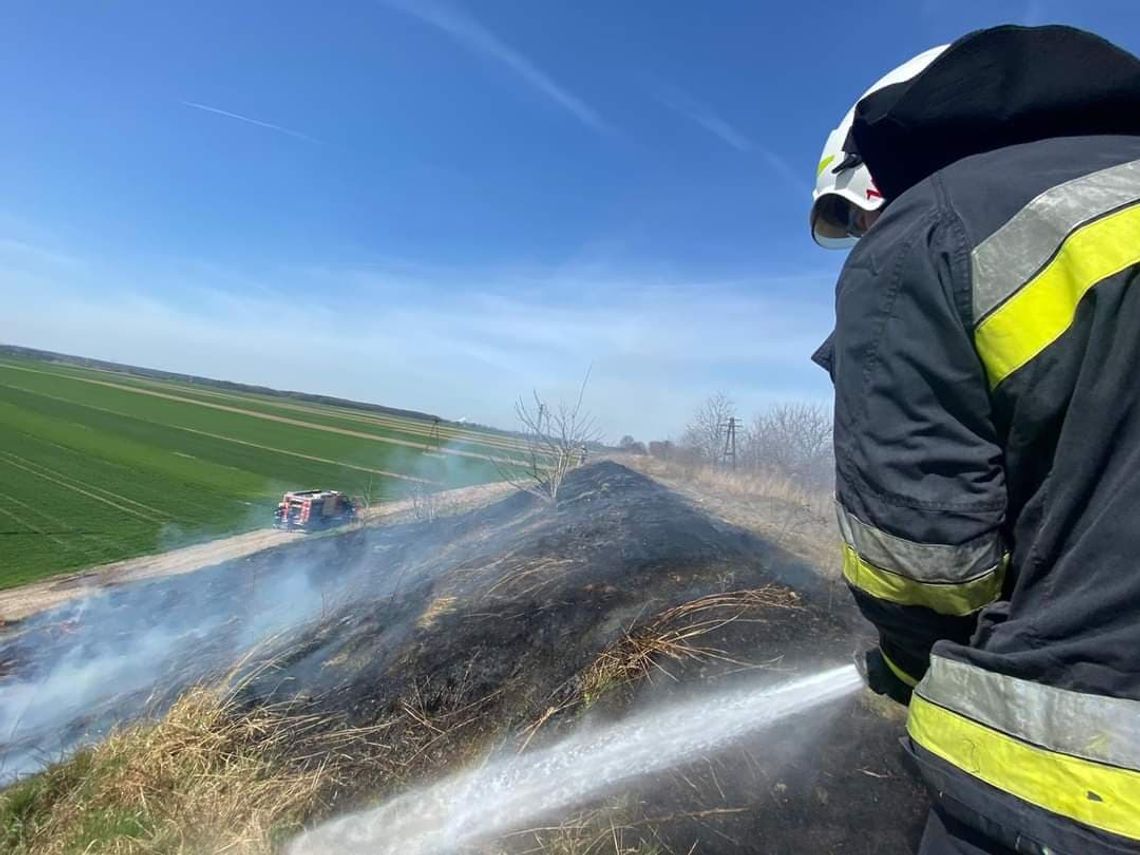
xmin=814 ymin=25 xmax=1140 ymax=855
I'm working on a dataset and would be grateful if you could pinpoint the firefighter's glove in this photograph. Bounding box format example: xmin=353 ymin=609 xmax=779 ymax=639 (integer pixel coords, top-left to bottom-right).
xmin=856 ymin=647 xmax=913 ymax=706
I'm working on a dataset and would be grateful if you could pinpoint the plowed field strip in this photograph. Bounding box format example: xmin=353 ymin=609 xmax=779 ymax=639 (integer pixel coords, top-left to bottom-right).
xmin=0 ymin=456 xmax=161 ymax=522
xmin=1 ymin=451 xmax=168 ymax=519
xmin=2 ymin=385 xmax=436 ymax=485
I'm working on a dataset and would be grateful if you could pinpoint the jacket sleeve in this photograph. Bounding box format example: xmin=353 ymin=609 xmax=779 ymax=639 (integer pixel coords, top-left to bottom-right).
xmin=832 ymin=197 xmax=1008 ymax=687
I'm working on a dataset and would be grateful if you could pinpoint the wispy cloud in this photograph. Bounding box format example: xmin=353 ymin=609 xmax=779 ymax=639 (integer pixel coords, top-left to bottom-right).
xmin=382 ymin=0 xmax=614 ymax=137
xmin=655 ymin=87 xmax=753 ymax=151
xmin=755 ymin=147 xmax=810 ymax=195
xmin=181 ymin=101 xmax=319 ymax=143
xmin=655 ymin=86 xmax=808 ymax=194
xmin=0 ymin=241 xmax=833 ymax=438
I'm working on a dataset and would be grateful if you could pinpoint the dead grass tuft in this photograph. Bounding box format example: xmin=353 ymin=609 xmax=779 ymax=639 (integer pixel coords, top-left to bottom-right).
xmin=487 ymin=801 xmax=755 ymax=855
xmin=578 ymin=587 xmax=799 ymax=705
xmin=519 ymin=586 xmax=801 ymax=751
xmin=487 ymin=805 xmax=661 ymax=855
xmin=418 ymin=595 xmax=458 ymax=628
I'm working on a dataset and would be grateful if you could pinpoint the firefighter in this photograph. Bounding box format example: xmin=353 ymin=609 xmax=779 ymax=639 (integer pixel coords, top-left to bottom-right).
xmin=809 ymin=25 xmax=1140 ymax=855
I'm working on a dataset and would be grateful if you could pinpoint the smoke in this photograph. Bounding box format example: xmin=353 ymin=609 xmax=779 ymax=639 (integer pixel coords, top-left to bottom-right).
xmin=0 ymin=437 xmax=499 ymax=783
xmin=0 ymin=552 xmax=343 ymax=781
xmin=290 ymin=664 xmax=862 ymax=855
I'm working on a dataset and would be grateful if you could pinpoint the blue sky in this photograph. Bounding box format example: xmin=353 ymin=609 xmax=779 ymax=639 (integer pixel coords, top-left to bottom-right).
xmin=2 ymin=1 xmax=1138 ymax=438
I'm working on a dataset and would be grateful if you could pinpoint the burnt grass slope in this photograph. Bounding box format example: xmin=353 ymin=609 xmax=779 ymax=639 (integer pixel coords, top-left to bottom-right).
xmin=0 ymin=462 xmax=930 ymax=853
xmin=242 ymin=461 xmax=930 ymax=853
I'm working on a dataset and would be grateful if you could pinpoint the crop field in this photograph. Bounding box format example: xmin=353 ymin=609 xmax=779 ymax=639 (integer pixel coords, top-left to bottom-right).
xmin=0 ymin=355 xmax=522 ymax=588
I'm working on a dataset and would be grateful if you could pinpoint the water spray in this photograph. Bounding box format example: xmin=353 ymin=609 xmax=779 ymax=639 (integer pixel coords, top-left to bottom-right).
xmin=291 ymin=663 xmax=862 ymax=854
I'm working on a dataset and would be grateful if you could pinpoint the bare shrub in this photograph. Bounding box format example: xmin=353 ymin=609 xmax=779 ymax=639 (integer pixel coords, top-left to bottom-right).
xmin=742 ymin=403 xmax=834 ymax=489
xmin=618 ymin=435 xmax=648 ymax=455
xmin=357 ymin=474 xmax=380 ymax=511
xmin=680 ymin=392 xmax=736 ymax=465
xmin=501 ymin=371 xmax=601 ymax=505
xmin=408 ymin=482 xmax=440 ymax=523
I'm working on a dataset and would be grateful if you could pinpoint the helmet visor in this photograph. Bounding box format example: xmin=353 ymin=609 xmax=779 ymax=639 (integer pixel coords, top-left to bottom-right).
xmin=811 ymin=194 xmax=872 ymax=242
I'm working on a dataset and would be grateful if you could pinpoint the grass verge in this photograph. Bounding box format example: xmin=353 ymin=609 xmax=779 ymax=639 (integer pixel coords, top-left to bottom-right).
xmin=0 ymin=683 xmax=379 ymax=854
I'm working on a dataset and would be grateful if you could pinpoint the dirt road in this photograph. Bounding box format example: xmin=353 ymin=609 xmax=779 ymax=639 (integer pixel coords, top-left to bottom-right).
xmin=0 ymin=481 xmax=516 ymax=626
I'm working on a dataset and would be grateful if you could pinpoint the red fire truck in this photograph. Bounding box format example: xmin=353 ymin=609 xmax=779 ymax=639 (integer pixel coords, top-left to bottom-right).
xmin=273 ymin=490 xmax=358 ymax=531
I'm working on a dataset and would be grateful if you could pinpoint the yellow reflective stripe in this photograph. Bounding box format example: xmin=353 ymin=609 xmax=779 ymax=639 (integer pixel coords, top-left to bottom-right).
xmin=975 ymin=201 xmax=1140 ymax=387
xmin=922 ymin=654 xmax=1140 ymax=770
xmin=842 ymin=545 xmax=1004 ymax=616
xmin=880 ymin=649 xmax=919 ymax=688
xmin=836 ymin=501 xmax=1004 ymax=584
xmin=817 ymin=154 xmax=835 ymax=177
xmin=971 ymin=158 xmax=1140 ymax=320
xmin=908 ymin=693 xmax=1140 ymax=841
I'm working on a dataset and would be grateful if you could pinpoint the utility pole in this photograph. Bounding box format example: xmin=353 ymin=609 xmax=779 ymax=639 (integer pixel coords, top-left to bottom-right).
xmin=427 ymin=417 xmax=442 ymax=453
xmin=720 ymin=416 xmax=737 ymax=471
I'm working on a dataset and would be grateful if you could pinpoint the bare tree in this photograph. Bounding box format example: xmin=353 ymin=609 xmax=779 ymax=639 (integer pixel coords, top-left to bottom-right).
xmin=501 ymin=370 xmax=602 ymax=505
xmin=357 ymin=474 xmax=380 ymax=511
xmin=743 ymin=402 xmax=834 ymax=488
xmin=407 ymin=481 xmax=440 ymax=522
xmin=681 ymin=392 xmax=737 ymax=464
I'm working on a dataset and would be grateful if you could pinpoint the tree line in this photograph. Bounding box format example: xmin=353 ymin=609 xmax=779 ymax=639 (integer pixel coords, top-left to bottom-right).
xmin=619 ymin=393 xmax=834 ymax=490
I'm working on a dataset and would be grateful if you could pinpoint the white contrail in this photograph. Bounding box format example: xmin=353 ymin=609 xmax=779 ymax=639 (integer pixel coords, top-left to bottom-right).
xmin=654 ymin=85 xmax=809 ymax=193
xmin=181 ymin=101 xmax=319 ymax=143
xmin=381 ymin=0 xmax=615 ymax=137
xmin=655 ymin=87 xmax=753 ymax=152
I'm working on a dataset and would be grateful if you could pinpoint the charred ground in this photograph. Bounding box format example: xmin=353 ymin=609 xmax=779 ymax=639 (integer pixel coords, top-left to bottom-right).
xmin=0 ymin=462 xmax=929 ymax=853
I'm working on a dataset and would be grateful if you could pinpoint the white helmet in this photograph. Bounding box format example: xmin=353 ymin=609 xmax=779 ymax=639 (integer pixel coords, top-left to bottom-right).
xmin=811 ymin=45 xmax=949 ymax=249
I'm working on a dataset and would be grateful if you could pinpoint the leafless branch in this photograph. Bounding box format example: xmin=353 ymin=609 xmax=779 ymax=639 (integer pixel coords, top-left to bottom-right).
xmin=497 ymin=369 xmax=602 ymax=505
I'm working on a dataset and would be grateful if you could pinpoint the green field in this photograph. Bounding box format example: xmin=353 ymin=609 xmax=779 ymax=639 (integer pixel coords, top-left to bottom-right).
xmin=0 ymin=356 xmax=517 ymax=588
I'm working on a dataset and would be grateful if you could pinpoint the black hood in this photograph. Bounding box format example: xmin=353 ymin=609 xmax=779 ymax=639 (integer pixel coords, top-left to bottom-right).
xmin=850 ymin=25 xmax=1140 ymax=201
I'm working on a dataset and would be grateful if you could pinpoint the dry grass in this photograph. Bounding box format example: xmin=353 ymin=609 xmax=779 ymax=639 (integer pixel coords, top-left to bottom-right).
xmin=417 ymin=595 xmax=459 ymax=628
xmin=684 ymin=467 xmax=827 ymax=514
xmin=483 ymin=557 xmax=578 ymax=599
xmin=612 ymin=455 xmax=840 ymax=578
xmin=577 ymin=587 xmax=800 ymax=705
xmin=487 ymin=807 xmax=661 ymax=855
xmin=0 ymin=686 xmax=349 ymax=854
xmin=519 ymin=586 xmax=801 ymax=751
xmin=0 ymin=664 xmax=500 ymax=854
xmin=618 ymin=455 xmax=828 ymax=513
xmin=487 ymin=802 xmax=757 ymax=855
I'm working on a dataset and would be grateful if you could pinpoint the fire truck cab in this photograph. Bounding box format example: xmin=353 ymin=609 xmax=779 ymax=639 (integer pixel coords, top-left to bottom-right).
xmin=273 ymin=489 xmax=357 ymax=532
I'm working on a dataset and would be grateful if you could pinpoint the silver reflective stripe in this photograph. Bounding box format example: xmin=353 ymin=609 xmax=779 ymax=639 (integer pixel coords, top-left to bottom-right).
xmin=919 ymin=654 xmax=1140 ymax=771
xmin=835 ymin=501 xmax=1003 ymax=584
xmin=972 ymin=157 xmax=1140 ymax=323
